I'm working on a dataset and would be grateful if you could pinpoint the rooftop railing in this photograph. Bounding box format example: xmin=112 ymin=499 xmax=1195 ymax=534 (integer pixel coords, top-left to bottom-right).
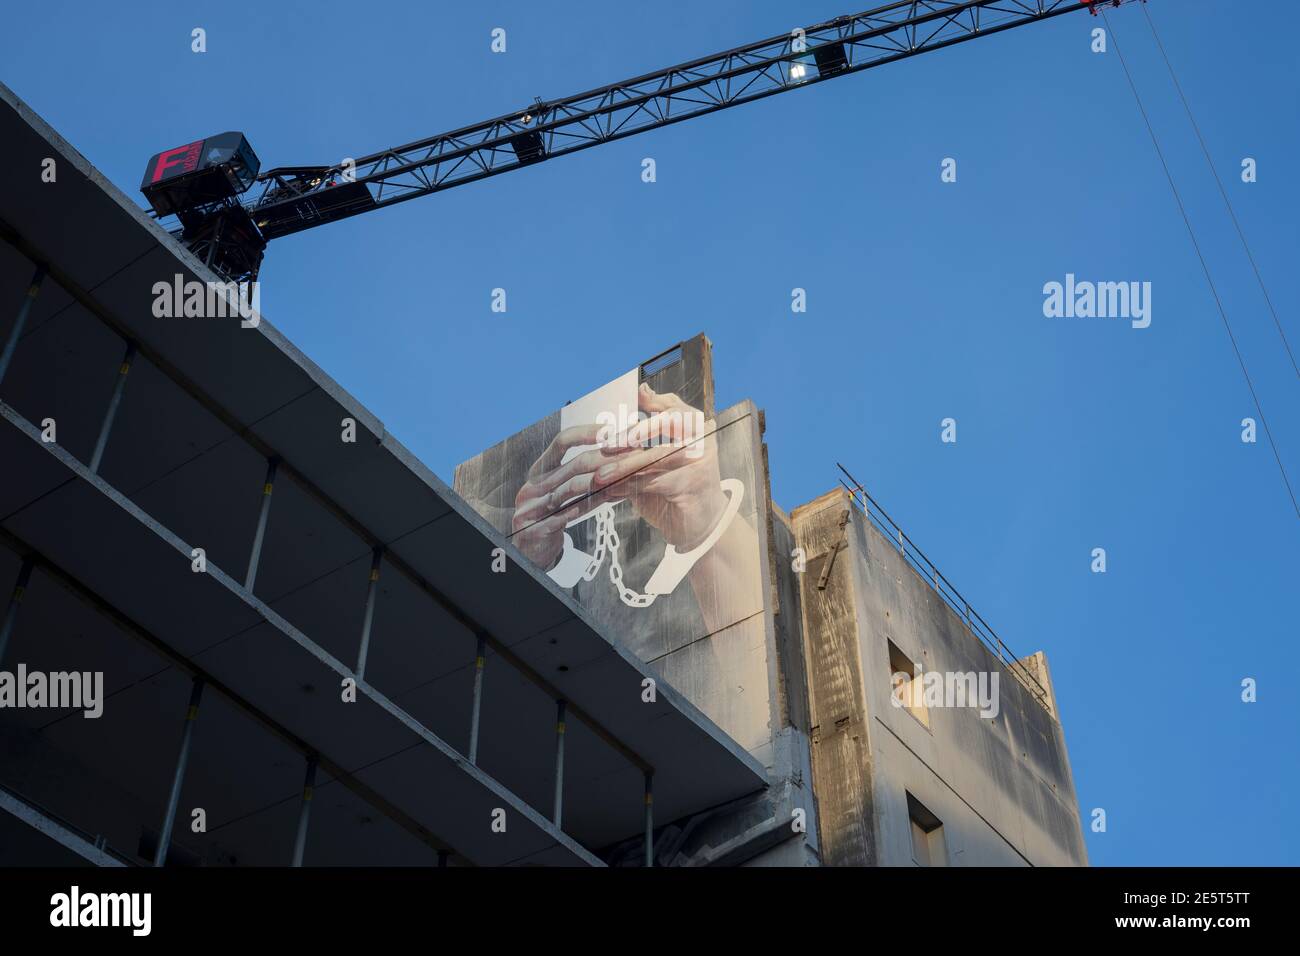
xmin=836 ymin=463 xmax=1052 ymax=713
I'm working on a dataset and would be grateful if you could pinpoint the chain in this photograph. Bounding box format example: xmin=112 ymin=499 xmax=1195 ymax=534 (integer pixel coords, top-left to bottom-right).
xmin=586 ymin=504 xmax=656 ymax=608
xmin=581 ymin=506 xmax=607 ymax=582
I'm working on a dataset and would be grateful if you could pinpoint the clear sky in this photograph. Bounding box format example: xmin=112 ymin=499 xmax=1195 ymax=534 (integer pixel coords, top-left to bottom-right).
xmin=3 ymin=0 xmax=1296 ymax=865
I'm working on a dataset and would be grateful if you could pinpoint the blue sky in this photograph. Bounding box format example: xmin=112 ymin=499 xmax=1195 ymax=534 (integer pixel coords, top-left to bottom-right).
xmin=4 ymin=0 xmax=1296 ymax=865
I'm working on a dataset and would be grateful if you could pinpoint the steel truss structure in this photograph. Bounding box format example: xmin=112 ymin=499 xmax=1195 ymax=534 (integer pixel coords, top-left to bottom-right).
xmin=239 ymin=0 xmax=1136 ymax=242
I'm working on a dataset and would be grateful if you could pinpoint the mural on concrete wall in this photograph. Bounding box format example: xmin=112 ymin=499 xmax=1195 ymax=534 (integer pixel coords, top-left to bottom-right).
xmin=454 ymin=346 xmax=765 ymax=663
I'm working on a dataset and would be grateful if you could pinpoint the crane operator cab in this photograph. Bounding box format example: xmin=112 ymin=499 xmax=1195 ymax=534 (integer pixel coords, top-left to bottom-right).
xmin=141 ymin=132 xmax=260 ymax=218
xmin=141 ymin=132 xmax=267 ymax=282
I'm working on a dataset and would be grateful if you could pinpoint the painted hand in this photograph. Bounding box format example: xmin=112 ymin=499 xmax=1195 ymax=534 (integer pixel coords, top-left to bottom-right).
xmin=591 ymin=384 xmax=727 ymax=550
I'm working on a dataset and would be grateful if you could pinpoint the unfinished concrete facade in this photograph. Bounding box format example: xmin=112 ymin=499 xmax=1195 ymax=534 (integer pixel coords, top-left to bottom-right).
xmin=0 ymin=82 xmax=768 ymax=869
xmin=792 ymin=489 xmax=1088 ymax=866
xmin=588 ymin=405 xmax=1088 ymax=868
xmin=452 ymin=342 xmax=820 ymax=867
xmin=450 ymin=332 xmax=1086 ymax=868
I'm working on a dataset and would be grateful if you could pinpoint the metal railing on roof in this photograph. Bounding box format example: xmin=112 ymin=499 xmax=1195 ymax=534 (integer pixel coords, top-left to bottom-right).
xmin=836 ymin=463 xmax=1052 ymax=712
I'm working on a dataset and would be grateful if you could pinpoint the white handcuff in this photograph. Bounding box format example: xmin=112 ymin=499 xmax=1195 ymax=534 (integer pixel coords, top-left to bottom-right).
xmin=547 ymin=478 xmax=744 ymax=607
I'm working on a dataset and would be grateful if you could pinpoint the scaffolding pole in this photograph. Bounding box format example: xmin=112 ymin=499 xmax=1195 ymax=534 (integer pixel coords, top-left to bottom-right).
xmin=468 ymin=633 xmax=486 ymax=764
xmin=244 ymin=458 xmax=279 ymax=591
xmin=0 ymin=557 xmax=34 ymax=666
xmin=155 ymin=677 xmax=204 ymax=867
xmin=553 ymin=699 xmax=566 ymax=829
xmin=0 ymin=264 xmax=46 ymax=387
xmin=89 ymin=340 xmax=137 ymax=474
xmin=291 ymin=755 xmax=317 ymax=867
xmin=354 ymin=547 xmax=383 ymax=679
xmin=644 ymin=771 xmax=654 ymax=868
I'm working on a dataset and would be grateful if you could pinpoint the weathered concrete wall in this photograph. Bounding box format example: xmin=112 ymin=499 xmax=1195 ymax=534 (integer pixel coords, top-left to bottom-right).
xmin=639 ymin=401 xmax=819 ymax=865
xmin=453 ymin=334 xmax=820 ymax=865
xmin=765 ymin=502 xmax=819 ymax=860
xmin=792 ymin=491 xmax=877 ymax=865
xmin=792 ymin=489 xmax=1087 ymax=867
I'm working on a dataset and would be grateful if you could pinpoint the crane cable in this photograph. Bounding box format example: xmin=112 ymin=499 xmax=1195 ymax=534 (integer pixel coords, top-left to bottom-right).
xmin=1140 ymin=4 xmax=1300 ymax=381
xmin=1101 ymin=7 xmax=1299 ymax=521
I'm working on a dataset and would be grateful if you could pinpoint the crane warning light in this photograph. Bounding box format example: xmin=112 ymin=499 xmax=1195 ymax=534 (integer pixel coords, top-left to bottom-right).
xmin=141 ymin=132 xmax=261 ymax=218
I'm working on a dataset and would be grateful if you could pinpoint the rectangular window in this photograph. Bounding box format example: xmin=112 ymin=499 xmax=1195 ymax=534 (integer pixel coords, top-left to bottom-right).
xmin=888 ymin=639 xmax=929 ymax=728
xmin=907 ymin=792 xmax=947 ymax=867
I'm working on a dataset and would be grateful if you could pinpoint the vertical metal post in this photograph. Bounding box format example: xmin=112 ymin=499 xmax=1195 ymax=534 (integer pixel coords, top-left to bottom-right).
xmin=644 ymin=771 xmax=654 ymax=868
xmin=155 ymin=677 xmax=204 ymax=867
xmin=0 ymin=557 xmax=35 ymax=666
xmin=354 ymin=547 xmax=383 ymax=679
xmin=291 ymin=755 xmax=317 ymax=867
xmin=0 ymin=264 xmax=46 ymax=387
xmin=552 ymin=699 xmax=566 ymax=828
xmin=468 ymin=633 xmax=486 ymax=764
xmin=205 ymin=214 xmax=225 ymax=270
xmin=244 ymin=458 xmax=278 ymax=591
xmin=89 ymin=340 xmax=137 ymax=475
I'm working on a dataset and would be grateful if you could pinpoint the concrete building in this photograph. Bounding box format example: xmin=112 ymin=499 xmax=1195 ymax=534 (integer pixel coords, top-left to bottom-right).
xmin=448 ymin=332 xmax=1086 ymax=867
xmin=793 ymin=490 xmax=1087 ymax=866
xmin=0 ymin=82 xmax=1086 ymax=867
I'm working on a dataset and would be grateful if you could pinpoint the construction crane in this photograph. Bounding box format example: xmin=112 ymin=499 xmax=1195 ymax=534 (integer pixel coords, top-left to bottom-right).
xmin=141 ymin=0 xmax=1136 ymax=282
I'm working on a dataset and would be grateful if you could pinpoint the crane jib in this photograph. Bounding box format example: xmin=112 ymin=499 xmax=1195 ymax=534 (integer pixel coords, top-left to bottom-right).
xmin=143 ymin=0 xmax=1141 ymax=279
